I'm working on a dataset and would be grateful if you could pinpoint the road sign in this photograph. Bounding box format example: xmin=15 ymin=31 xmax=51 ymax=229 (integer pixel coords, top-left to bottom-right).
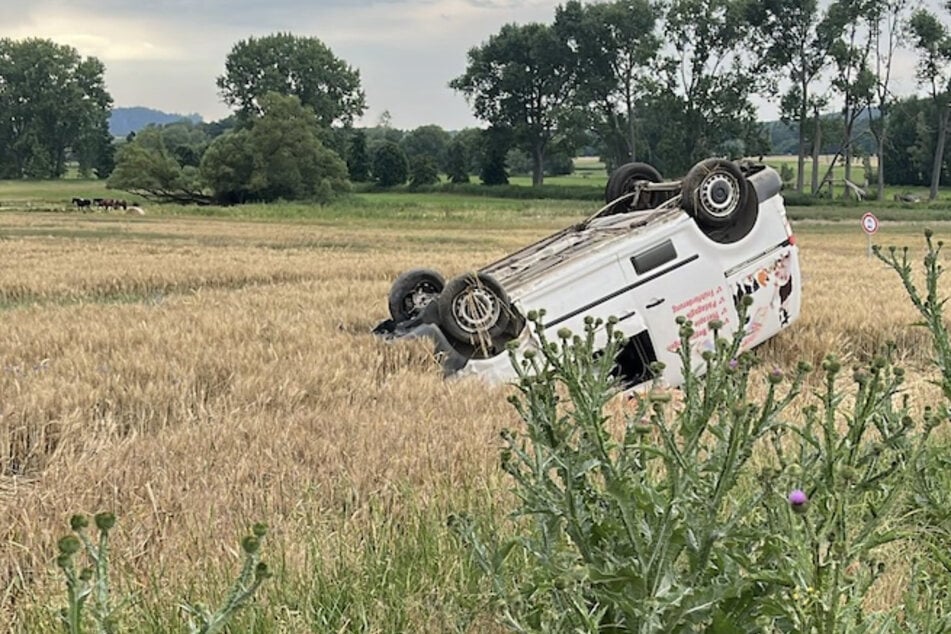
xmin=861 ymin=212 xmax=879 ymax=235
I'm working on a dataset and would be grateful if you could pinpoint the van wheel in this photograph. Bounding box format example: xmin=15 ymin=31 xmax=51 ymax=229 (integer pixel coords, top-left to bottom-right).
xmin=438 ymin=272 xmax=512 ymax=357
xmin=388 ymin=268 xmax=445 ymax=322
xmin=605 ymin=162 xmax=663 ymax=212
xmin=681 ymin=159 xmax=751 ymax=230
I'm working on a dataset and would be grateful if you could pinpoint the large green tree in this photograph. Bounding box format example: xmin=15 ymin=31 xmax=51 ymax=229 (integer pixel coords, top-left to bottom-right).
xmin=201 ymin=93 xmax=349 ymax=203
xmin=217 ymin=33 xmax=366 ymax=127
xmin=555 ymin=0 xmax=659 ymax=168
xmin=748 ymin=0 xmax=841 ymax=193
xmin=451 ymin=22 xmax=582 ymax=186
xmin=107 ymin=126 xmax=210 ymax=204
xmin=111 ymin=94 xmax=348 ymax=204
xmin=400 ymin=125 xmax=451 ymax=171
xmin=863 ymin=0 xmax=909 ymax=200
xmin=657 ymin=0 xmax=764 ymax=174
xmin=908 ymin=8 xmax=951 ymax=200
xmin=372 ymin=142 xmax=409 ymax=188
xmin=0 ymin=38 xmax=112 ymax=178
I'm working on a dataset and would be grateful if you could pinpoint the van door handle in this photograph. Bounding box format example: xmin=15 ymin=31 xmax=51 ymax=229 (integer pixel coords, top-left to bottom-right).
xmin=646 ymin=297 xmax=665 ymax=308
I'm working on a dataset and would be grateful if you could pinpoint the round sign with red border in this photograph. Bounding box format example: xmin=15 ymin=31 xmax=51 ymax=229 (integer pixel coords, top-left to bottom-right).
xmin=861 ymin=212 xmax=879 ymax=235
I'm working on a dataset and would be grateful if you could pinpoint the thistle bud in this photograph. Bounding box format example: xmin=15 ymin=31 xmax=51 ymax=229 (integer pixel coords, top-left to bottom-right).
xmin=241 ymin=536 xmax=260 ymax=555
xmin=94 ymin=512 xmax=116 ymax=532
xmin=70 ymin=515 xmax=89 ymax=531
xmin=79 ymin=567 xmax=94 ymax=582
xmin=557 ymin=327 xmax=572 ymax=340
xmin=58 ymin=536 xmax=81 ymax=556
xmin=252 ymin=523 xmax=268 ymax=538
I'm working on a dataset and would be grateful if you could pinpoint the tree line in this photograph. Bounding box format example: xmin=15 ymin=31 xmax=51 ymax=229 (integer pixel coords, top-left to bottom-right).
xmin=1 ymin=0 xmax=950 ymax=203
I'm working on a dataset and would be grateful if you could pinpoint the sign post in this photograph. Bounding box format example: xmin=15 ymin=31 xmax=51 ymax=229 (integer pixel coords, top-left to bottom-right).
xmin=861 ymin=212 xmax=879 ymax=259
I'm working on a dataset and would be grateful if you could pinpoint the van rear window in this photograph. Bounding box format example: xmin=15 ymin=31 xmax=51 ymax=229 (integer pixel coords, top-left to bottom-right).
xmin=631 ymin=240 xmax=677 ymax=275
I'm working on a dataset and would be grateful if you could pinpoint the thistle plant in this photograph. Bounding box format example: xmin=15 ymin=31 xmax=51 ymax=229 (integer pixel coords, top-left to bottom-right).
xmin=56 ymin=515 xmax=270 ymax=633
xmin=755 ymin=350 xmax=940 ymax=633
xmin=180 ymin=522 xmax=272 ymax=634
xmin=455 ymin=232 xmax=951 ymax=633
xmin=56 ymin=512 xmax=118 ymax=634
xmin=455 ymin=304 xmax=812 ymax=632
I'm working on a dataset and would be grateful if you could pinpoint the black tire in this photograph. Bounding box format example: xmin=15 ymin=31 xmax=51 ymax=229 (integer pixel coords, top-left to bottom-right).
xmin=437 ymin=272 xmax=512 ymax=356
xmin=388 ymin=268 xmax=445 ymax=322
xmin=605 ymin=162 xmax=664 ymax=212
xmin=681 ymin=159 xmax=751 ymax=230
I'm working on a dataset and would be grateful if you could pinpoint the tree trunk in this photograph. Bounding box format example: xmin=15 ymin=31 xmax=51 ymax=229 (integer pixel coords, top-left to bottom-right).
xmin=811 ymin=107 xmax=821 ymax=195
xmin=532 ymin=143 xmax=544 ymax=187
xmin=843 ymin=110 xmax=853 ymax=200
xmin=627 ymin=93 xmax=637 ymax=163
xmin=797 ymin=78 xmax=807 ymax=194
xmin=876 ymin=134 xmax=885 ymax=201
xmin=929 ymin=105 xmax=950 ymax=201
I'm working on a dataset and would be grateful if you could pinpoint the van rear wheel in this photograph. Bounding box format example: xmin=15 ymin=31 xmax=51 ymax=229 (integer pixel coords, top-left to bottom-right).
xmin=605 ymin=162 xmax=663 ymax=212
xmin=388 ymin=268 xmax=445 ymax=322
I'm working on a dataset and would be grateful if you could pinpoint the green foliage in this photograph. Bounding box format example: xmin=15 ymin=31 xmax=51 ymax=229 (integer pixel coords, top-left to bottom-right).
xmin=479 ymin=127 xmax=510 ymax=186
xmin=884 ymin=96 xmax=950 ymax=187
xmin=446 ymin=139 xmax=470 ymax=184
xmin=408 ymin=156 xmax=440 ymax=189
xmin=112 ymin=94 xmax=348 ymax=205
xmin=372 ymin=142 xmax=409 ymax=188
xmin=0 ymin=38 xmax=112 ymax=179
xmin=456 ymin=233 xmax=951 ymax=632
xmin=217 ymin=33 xmax=365 ymax=127
xmin=400 ymin=125 xmax=451 ymax=172
xmin=347 ymin=129 xmax=371 ymax=182
xmin=56 ymin=515 xmax=270 ymax=633
xmin=108 ymin=130 xmax=210 ymax=204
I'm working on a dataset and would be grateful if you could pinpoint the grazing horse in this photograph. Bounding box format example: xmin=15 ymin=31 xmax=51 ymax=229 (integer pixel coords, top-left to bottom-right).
xmin=95 ymin=198 xmax=128 ymax=210
xmin=71 ymin=197 xmax=92 ymax=211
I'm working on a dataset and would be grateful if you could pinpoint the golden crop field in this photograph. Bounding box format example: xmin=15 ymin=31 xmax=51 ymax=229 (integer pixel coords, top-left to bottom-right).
xmin=0 ymin=208 xmax=948 ymax=631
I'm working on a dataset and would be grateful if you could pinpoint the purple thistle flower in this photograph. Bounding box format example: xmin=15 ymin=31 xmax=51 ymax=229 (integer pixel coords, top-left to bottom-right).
xmin=788 ymin=489 xmax=808 ymax=514
xmin=728 ymin=358 xmax=739 ymax=369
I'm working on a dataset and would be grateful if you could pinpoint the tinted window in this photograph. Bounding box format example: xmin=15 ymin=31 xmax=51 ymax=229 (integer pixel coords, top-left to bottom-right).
xmin=631 ymin=240 xmax=677 ymax=275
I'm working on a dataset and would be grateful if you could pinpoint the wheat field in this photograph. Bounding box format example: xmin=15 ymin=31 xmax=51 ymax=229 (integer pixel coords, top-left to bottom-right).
xmin=0 ymin=209 xmax=948 ymax=631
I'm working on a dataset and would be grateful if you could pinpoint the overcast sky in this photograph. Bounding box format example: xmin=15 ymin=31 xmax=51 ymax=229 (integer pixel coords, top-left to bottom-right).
xmin=0 ymin=0 xmax=929 ymax=131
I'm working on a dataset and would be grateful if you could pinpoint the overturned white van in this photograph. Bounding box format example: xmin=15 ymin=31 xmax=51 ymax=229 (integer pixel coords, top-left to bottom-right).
xmin=374 ymin=158 xmax=801 ymax=388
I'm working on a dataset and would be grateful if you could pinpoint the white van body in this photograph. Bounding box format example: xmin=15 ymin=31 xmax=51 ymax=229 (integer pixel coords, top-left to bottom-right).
xmin=375 ymin=162 xmax=800 ymax=389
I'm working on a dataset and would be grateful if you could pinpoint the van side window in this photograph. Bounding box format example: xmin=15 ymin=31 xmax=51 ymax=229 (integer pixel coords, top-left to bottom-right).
xmin=631 ymin=240 xmax=677 ymax=275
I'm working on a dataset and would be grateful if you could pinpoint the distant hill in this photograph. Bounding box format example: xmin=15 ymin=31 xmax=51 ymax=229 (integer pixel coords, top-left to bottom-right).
xmin=109 ymin=107 xmax=203 ymax=137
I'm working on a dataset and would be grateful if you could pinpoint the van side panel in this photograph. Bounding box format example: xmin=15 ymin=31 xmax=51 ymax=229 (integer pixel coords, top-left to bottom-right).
xmin=726 ymin=245 xmax=800 ymax=350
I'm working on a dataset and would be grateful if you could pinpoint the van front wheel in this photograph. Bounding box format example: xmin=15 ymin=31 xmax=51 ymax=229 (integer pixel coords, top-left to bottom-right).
xmin=681 ymin=159 xmax=751 ymax=230
xmin=438 ymin=272 xmax=512 ymax=357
